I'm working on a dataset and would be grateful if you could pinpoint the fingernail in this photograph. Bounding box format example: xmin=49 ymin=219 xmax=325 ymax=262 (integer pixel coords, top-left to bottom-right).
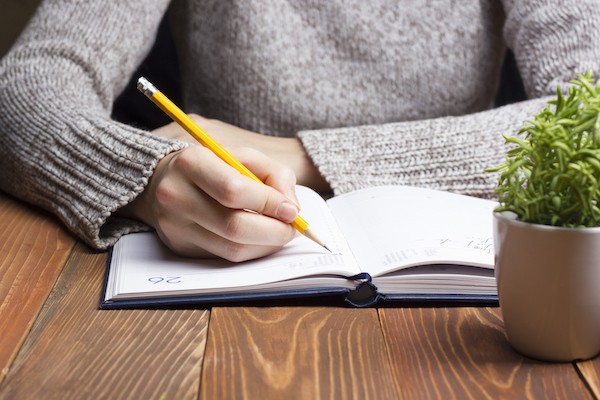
xmin=277 ymin=201 xmax=298 ymax=222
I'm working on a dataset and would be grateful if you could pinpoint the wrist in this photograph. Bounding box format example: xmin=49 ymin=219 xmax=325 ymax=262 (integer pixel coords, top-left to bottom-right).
xmin=115 ymin=151 xmax=178 ymax=226
xmin=285 ymin=137 xmax=330 ymax=192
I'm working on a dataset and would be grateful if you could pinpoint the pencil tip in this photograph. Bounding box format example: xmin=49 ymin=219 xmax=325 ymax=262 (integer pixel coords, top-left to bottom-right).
xmin=302 ymin=228 xmax=331 ymax=253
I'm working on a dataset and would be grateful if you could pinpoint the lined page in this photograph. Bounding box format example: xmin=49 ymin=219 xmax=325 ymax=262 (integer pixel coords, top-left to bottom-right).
xmin=327 ymin=186 xmax=496 ymax=277
xmin=106 ymin=186 xmax=359 ymax=300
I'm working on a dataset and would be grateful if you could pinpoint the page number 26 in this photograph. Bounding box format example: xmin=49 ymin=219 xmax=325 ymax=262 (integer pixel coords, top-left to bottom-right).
xmin=148 ymin=276 xmax=182 ymax=284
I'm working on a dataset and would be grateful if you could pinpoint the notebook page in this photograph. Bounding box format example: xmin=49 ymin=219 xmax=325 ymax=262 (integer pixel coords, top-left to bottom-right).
xmin=327 ymin=186 xmax=496 ymax=277
xmin=106 ymin=186 xmax=359 ymax=300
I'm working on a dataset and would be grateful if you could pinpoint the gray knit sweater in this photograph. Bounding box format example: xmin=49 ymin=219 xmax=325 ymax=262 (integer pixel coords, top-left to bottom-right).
xmin=0 ymin=0 xmax=599 ymax=249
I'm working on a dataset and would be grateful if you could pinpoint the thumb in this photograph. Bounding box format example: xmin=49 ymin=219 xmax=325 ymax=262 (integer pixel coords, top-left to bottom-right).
xmin=254 ymin=183 xmax=299 ymax=223
xmin=239 ymin=151 xmax=300 ymax=206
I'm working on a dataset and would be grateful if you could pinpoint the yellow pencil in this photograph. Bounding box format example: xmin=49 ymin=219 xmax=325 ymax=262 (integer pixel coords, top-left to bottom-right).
xmin=137 ymin=77 xmax=330 ymax=252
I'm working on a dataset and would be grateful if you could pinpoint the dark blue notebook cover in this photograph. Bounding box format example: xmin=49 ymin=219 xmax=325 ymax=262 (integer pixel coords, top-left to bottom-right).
xmin=99 ymin=248 xmax=498 ymax=309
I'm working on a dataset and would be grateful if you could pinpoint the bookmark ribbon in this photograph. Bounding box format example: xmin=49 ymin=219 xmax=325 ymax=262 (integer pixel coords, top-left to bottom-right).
xmin=345 ymin=273 xmax=380 ymax=307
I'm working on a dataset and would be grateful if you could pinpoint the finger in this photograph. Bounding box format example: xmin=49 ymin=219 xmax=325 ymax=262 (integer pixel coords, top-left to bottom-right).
xmin=153 ymin=162 xmax=297 ymax=247
xmin=156 ymin=212 xmax=289 ymax=262
xmin=235 ymin=148 xmax=300 ymax=206
xmin=157 ymin=118 xmax=300 ymax=206
xmin=175 ymin=146 xmax=300 ymax=223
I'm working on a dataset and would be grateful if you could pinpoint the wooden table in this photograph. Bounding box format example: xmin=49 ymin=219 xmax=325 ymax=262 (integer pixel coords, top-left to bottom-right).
xmin=1 ymin=190 xmax=600 ymax=399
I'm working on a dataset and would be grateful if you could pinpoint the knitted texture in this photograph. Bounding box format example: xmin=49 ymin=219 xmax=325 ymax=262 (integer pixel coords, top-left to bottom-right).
xmin=299 ymin=97 xmax=550 ymax=197
xmin=0 ymin=0 xmax=187 ymax=249
xmin=1 ymin=0 xmax=599 ymax=248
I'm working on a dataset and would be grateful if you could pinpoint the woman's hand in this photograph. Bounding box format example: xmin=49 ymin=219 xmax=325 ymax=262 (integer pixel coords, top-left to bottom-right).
xmin=119 ymin=114 xmax=333 ymax=261
xmin=153 ymin=114 xmax=331 ymax=192
xmin=120 ymin=142 xmax=302 ymax=262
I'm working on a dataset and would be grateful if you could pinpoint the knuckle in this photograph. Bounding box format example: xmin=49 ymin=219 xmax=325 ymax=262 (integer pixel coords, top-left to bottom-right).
xmin=222 ymin=243 xmax=248 ymax=263
xmin=154 ymin=180 xmax=178 ymax=207
xmin=217 ymin=179 xmax=246 ymax=206
xmin=223 ymin=213 xmax=246 ymax=241
xmin=172 ymin=148 xmax=196 ymax=171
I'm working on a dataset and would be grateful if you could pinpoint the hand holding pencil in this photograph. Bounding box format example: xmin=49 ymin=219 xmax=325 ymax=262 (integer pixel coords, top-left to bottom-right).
xmin=119 ymin=77 xmax=329 ymax=261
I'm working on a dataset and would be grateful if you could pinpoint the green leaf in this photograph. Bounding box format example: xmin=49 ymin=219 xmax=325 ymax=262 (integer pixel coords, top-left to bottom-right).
xmin=486 ymin=71 xmax=600 ymax=227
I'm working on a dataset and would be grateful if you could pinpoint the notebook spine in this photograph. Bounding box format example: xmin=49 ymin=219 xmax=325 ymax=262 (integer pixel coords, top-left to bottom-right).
xmin=344 ymin=273 xmax=381 ymax=307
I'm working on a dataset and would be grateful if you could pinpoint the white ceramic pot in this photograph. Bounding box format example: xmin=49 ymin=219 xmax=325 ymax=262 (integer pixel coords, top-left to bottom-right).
xmin=494 ymin=211 xmax=600 ymax=362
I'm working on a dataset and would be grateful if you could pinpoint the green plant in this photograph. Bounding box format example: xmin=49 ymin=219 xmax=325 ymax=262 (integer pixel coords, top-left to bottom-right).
xmin=488 ymin=71 xmax=600 ymax=227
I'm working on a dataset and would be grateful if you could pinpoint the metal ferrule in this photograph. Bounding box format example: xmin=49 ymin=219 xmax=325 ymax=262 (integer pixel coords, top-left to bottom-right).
xmin=136 ymin=77 xmax=157 ymax=98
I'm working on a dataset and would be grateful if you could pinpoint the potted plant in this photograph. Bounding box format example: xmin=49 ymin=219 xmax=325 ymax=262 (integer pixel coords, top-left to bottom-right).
xmin=489 ymin=71 xmax=600 ymax=362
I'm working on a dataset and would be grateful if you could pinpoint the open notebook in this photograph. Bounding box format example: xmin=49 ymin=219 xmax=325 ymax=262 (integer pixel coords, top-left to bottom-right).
xmin=101 ymin=185 xmax=497 ymax=308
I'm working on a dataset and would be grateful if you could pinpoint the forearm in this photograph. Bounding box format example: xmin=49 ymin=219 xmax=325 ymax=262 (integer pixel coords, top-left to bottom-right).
xmin=0 ymin=0 xmax=177 ymax=249
xmin=298 ymin=98 xmax=551 ymax=198
xmin=502 ymin=0 xmax=600 ymax=98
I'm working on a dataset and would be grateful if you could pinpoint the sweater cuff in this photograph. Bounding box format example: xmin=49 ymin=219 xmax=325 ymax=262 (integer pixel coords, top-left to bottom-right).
xmin=9 ymin=111 xmax=189 ymax=249
xmin=298 ymin=98 xmax=550 ymax=198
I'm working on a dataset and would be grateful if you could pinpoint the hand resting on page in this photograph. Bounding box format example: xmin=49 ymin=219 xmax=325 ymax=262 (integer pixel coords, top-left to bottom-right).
xmin=118 ymin=120 xmax=304 ymax=262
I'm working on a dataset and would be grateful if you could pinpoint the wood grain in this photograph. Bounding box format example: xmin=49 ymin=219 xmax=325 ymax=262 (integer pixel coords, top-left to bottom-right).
xmin=2 ymin=189 xmax=598 ymax=399
xmin=201 ymin=307 xmax=400 ymax=400
xmin=0 ymin=192 xmax=75 ymax=384
xmin=379 ymin=307 xmax=592 ymax=399
xmin=0 ymin=243 xmax=210 ymax=400
xmin=576 ymin=359 xmax=600 ymax=398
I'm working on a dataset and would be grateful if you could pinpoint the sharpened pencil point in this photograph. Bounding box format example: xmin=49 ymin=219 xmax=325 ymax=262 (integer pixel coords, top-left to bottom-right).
xmin=136 ymin=77 xmax=330 ymax=255
xmin=302 ymin=228 xmax=331 ymax=253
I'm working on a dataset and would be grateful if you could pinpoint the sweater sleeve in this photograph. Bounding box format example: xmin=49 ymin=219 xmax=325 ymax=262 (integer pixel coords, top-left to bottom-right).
xmin=0 ymin=0 xmax=188 ymax=250
xmin=298 ymin=0 xmax=600 ymax=198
